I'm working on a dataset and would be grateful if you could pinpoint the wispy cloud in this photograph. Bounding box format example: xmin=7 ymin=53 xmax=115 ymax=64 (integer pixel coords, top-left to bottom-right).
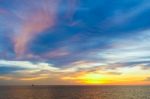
xmin=13 ymin=0 xmax=59 ymax=57
xmin=0 ymin=60 xmax=59 ymax=71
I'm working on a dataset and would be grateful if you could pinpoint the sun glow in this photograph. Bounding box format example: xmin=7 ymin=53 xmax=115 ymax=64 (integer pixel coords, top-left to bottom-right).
xmin=79 ymin=73 xmax=106 ymax=84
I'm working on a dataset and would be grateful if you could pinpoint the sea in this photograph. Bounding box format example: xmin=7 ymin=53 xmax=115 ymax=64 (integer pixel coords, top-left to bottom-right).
xmin=0 ymin=85 xmax=150 ymax=99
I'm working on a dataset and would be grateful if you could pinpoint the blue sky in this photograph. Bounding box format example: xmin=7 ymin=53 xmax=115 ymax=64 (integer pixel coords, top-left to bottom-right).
xmin=0 ymin=0 xmax=150 ymax=85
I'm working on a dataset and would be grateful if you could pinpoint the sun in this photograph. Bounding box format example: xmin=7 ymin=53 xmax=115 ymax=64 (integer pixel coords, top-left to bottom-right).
xmin=78 ymin=73 xmax=106 ymax=84
xmin=62 ymin=72 xmax=107 ymax=85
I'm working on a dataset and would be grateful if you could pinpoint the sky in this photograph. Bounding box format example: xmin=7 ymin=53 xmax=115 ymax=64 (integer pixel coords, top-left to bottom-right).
xmin=0 ymin=0 xmax=150 ymax=85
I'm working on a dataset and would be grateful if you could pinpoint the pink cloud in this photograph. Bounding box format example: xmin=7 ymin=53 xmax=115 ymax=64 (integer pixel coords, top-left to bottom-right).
xmin=13 ymin=0 xmax=59 ymax=57
xmin=14 ymin=12 xmax=54 ymax=56
xmin=0 ymin=8 xmax=8 ymax=14
xmin=44 ymin=48 xmax=69 ymax=58
xmin=12 ymin=0 xmax=78 ymax=57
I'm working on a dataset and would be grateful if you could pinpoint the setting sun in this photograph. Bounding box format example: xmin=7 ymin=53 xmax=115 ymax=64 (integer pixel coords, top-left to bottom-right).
xmin=78 ymin=73 xmax=106 ymax=84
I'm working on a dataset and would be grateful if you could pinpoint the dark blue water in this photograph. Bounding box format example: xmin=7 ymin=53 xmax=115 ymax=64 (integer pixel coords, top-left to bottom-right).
xmin=0 ymin=86 xmax=150 ymax=99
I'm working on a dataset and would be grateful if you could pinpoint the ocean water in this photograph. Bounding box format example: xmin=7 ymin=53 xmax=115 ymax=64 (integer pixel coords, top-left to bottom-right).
xmin=0 ymin=86 xmax=150 ymax=99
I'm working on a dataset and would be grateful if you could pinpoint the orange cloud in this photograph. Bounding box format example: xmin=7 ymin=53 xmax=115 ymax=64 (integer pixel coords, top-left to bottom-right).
xmin=60 ymin=65 xmax=150 ymax=85
xmin=0 ymin=76 xmax=13 ymax=80
xmin=20 ymin=76 xmax=49 ymax=81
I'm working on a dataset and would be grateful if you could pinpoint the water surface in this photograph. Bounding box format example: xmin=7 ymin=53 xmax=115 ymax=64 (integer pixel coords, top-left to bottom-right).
xmin=0 ymin=86 xmax=150 ymax=99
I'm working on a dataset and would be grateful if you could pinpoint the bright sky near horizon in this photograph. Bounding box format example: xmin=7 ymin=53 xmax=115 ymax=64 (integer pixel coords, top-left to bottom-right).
xmin=0 ymin=0 xmax=150 ymax=85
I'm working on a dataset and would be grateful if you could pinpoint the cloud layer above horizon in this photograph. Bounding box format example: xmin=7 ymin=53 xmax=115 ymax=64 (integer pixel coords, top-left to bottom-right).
xmin=0 ymin=0 xmax=150 ymax=85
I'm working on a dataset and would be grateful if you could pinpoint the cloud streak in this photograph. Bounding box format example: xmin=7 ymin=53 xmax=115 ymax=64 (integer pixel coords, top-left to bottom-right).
xmin=13 ymin=0 xmax=59 ymax=56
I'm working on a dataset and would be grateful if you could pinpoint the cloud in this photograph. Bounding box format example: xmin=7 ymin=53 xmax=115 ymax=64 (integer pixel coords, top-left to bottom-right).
xmin=105 ymin=72 xmax=122 ymax=75
xmin=95 ymin=30 xmax=150 ymax=65
xmin=0 ymin=76 xmax=12 ymax=80
xmin=10 ymin=0 xmax=79 ymax=57
xmin=0 ymin=60 xmax=59 ymax=71
xmin=108 ymin=2 xmax=150 ymax=25
xmin=0 ymin=8 xmax=7 ymax=14
xmin=20 ymin=76 xmax=49 ymax=81
xmin=13 ymin=1 xmax=59 ymax=57
xmin=43 ymin=47 xmax=70 ymax=59
xmin=144 ymin=77 xmax=150 ymax=81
